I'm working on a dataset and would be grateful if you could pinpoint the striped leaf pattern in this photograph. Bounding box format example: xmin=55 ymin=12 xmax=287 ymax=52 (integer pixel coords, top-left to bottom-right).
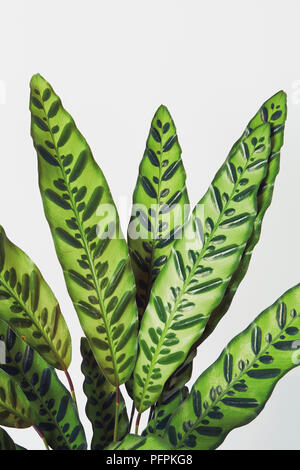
xmin=0 ymin=227 xmax=71 ymax=370
xmin=128 ymin=105 xmax=189 ymax=316
xmin=201 ymin=91 xmax=287 ymax=343
xmin=0 ymin=320 xmax=87 ymax=450
xmin=0 ymin=368 xmax=32 ymax=428
xmin=143 ymin=386 xmax=188 ymax=438
xmin=0 ymin=428 xmax=25 ymax=450
xmin=80 ymin=337 xmax=128 ymax=449
xmin=30 ymin=74 xmax=138 ymax=386
xmin=106 ymin=433 xmax=173 ymax=450
xmin=166 ymin=92 xmax=287 ymax=396
xmin=134 ymin=123 xmax=271 ymax=411
xmin=164 ymin=283 xmax=300 ymax=449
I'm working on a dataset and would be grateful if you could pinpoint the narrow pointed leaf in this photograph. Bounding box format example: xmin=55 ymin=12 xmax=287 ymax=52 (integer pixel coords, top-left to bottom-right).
xmin=0 ymin=320 xmax=87 ymax=450
xmin=134 ymin=123 xmax=271 ymax=411
xmin=128 ymin=105 xmax=189 ymax=316
xmin=164 ymin=283 xmax=300 ymax=449
xmin=15 ymin=445 xmax=27 ymax=450
xmin=80 ymin=337 xmax=128 ymax=449
xmin=201 ymin=91 xmax=287 ymax=343
xmin=0 ymin=427 xmax=25 ymax=450
xmin=161 ymin=92 xmax=287 ymax=405
xmin=0 ymin=226 xmax=71 ymax=370
xmin=30 ymin=74 xmax=138 ymax=386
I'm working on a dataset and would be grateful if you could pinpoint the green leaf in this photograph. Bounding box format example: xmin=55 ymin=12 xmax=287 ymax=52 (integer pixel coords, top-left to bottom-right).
xmin=15 ymin=444 xmax=27 ymax=450
xmin=106 ymin=433 xmax=174 ymax=450
xmin=160 ymin=91 xmax=288 ymax=410
xmin=0 ymin=226 xmax=71 ymax=370
xmin=30 ymin=74 xmax=138 ymax=387
xmin=128 ymin=105 xmax=189 ymax=316
xmin=134 ymin=123 xmax=271 ymax=412
xmin=201 ymin=91 xmax=287 ymax=343
xmin=0 ymin=368 xmax=32 ymax=428
xmin=80 ymin=337 xmax=128 ymax=449
xmin=0 ymin=427 xmax=25 ymax=450
xmin=0 ymin=426 xmax=17 ymax=450
xmin=161 ymin=349 xmax=196 ymax=402
xmin=0 ymin=320 xmax=87 ymax=450
xmin=164 ymin=283 xmax=300 ymax=449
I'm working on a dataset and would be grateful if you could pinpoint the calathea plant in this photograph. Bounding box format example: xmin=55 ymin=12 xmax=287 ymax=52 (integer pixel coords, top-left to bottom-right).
xmin=0 ymin=74 xmax=297 ymax=451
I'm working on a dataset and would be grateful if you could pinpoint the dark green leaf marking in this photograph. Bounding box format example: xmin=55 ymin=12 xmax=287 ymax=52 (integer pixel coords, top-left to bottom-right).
xmin=128 ymin=105 xmax=189 ymax=320
xmin=201 ymin=91 xmax=287 ymax=347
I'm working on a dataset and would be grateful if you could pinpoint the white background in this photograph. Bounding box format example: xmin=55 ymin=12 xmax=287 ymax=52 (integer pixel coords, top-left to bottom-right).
xmin=0 ymin=0 xmax=300 ymax=450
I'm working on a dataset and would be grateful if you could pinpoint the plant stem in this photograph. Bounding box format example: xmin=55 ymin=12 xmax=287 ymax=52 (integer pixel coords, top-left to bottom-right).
xmin=63 ymin=367 xmax=77 ymax=407
xmin=33 ymin=425 xmax=49 ymax=450
xmin=135 ymin=412 xmax=141 ymax=435
xmin=113 ymin=386 xmax=120 ymax=442
xmin=129 ymin=401 xmax=135 ymax=432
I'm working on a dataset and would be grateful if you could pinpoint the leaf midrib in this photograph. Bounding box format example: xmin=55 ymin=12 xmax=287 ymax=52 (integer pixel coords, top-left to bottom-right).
xmin=138 ymin=144 xmax=260 ymax=408
xmin=170 ymin=313 xmax=298 ymax=448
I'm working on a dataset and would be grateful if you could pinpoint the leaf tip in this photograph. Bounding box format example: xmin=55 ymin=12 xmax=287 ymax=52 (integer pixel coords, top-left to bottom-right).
xmin=30 ymin=73 xmax=49 ymax=93
xmin=154 ymin=104 xmax=173 ymax=121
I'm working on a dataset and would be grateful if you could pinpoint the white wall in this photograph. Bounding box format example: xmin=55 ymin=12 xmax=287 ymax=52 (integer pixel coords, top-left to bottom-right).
xmin=0 ymin=0 xmax=300 ymax=450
